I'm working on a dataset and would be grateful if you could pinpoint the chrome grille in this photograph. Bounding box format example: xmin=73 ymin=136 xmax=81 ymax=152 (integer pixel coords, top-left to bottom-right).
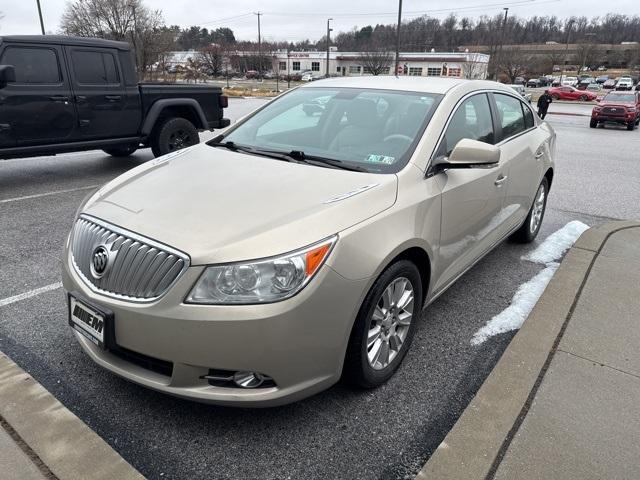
xmin=71 ymin=216 xmax=189 ymax=301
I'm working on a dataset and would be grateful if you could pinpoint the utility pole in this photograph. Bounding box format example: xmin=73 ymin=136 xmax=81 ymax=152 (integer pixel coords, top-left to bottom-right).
xmin=326 ymin=18 xmax=333 ymax=78
xmin=35 ymin=0 xmax=45 ymax=34
xmin=254 ymin=12 xmax=262 ymax=81
xmin=559 ymin=20 xmax=575 ymax=85
xmin=394 ymin=0 xmax=403 ymax=75
xmin=495 ymin=7 xmax=509 ymax=80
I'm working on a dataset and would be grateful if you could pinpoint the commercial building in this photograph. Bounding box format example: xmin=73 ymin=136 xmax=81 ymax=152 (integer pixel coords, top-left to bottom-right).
xmin=271 ymin=50 xmax=490 ymax=79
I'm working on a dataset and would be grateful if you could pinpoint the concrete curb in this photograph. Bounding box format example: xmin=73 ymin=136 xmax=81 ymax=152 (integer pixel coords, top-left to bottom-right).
xmin=546 ymin=111 xmax=591 ymax=117
xmin=415 ymin=221 xmax=640 ymax=480
xmin=0 ymin=352 xmax=144 ymax=480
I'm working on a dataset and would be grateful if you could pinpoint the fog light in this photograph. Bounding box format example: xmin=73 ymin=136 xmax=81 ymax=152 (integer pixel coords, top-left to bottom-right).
xmin=233 ymin=371 xmax=266 ymax=388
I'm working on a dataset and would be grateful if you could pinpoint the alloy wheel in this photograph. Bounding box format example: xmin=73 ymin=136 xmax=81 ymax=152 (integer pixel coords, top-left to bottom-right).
xmin=530 ymin=183 xmax=546 ymax=234
xmin=366 ymin=277 xmax=414 ymax=370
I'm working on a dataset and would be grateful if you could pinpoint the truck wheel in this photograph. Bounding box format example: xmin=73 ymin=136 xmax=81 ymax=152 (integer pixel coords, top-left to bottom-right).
xmin=103 ymin=145 xmax=138 ymax=157
xmin=627 ymin=122 xmax=635 ymax=131
xmin=589 ymin=119 xmax=598 ymax=128
xmin=150 ymin=117 xmax=199 ymax=157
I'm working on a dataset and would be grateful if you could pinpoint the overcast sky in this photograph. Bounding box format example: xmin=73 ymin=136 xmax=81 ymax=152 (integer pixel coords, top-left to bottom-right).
xmin=1 ymin=0 xmax=639 ymax=42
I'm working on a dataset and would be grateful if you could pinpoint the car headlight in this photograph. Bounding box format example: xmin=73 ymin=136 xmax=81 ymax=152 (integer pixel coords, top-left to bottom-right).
xmin=186 ymin=236 xmax=337 ymax=304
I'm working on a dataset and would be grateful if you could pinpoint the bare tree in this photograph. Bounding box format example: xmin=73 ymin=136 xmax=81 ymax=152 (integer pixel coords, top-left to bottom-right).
xmin=462 ymin=53 xmax=487 ymax=79
xmin=60 ymin=0 xmax=172 ymax=76
xmin=183 ymin=58 xmax=205 ymax=83
xmin=198 ymin=44 xmax=227 ymax=77
xmin=358 ymin=49 xmax=392 ymax=76
xmin=498 ymin=48 xmax=530 ymax=83
xmin=575 ymin=40 xmax=597 ymax=72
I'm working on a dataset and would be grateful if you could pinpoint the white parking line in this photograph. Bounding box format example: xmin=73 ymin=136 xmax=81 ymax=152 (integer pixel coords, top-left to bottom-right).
xmin=471 ymin=221 xmax=590 ymax=346
xmin=0 ymin=283 xmax=63 ymax=308
xmin=0 ymin=185 xmax=99 ymax=204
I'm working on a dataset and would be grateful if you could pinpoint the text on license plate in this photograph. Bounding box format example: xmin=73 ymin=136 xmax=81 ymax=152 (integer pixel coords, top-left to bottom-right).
xmin=69 ymin=296 xmax=105 ymax=345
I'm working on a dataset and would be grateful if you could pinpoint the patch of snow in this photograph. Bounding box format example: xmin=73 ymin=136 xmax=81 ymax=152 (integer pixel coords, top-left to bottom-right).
xmin=523 ymin=220 xmax=589 ymax=265
xmin=471 ymin=263 xmax=559 ymax=346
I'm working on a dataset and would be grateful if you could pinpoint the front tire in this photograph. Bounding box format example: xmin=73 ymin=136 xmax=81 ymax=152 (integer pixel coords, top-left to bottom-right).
xmin=150 ymin=117 xmax=199 ymax=157
xmin=344 ymin=260 xmax=423 ymax=388
xmin=579 ymin=95 xmax=588 ymax=101
xmin=627 ymin=121 xmax=635 ymax=131
xmin=510 ymin=178 xmax=549 ymax=244
xmin=102 ymin=145 xmax=138 ymax=157
xmin=590 ymin=119 xmax=598 ymax=128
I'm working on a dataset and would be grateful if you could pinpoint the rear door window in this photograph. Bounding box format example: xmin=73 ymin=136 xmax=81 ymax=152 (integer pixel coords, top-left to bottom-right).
xmin=71 ymin=50 xmax=120 ymax=85
xmin=494 ymin=94 xmax=526 ymax=141
xmin=0 ymin=46 xmax=61 ymax=84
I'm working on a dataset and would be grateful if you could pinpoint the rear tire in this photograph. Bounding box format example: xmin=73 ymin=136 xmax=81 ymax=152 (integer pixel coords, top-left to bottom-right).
xmin=343 ymin=260 xmax=423 ymax=389
xmin=579 ymin=95 xmax=588 ymax=101
xmin=589 ymin=119 xmax=598 ymax=128
xmin=510 ymin=178 xmax=549 ymax=244
xmin=102 ymin=145 xmax=138 ymax=157
xmin=150 ymin=117 xmax=199 ymax=157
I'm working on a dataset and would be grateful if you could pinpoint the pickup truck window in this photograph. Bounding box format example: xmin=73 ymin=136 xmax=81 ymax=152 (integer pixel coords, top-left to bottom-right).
xmin=71 ymin=51 xmax=119 ymax=85
xmin=0 ymin=47 xmax=61 ymax=84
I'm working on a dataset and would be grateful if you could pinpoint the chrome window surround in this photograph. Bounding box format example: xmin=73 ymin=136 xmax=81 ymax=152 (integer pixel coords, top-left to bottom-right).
xmin=70 ymin=214 xmax=190 ymax=303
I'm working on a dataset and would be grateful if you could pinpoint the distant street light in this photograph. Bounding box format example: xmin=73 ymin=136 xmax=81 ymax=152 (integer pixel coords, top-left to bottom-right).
xmin=326 ymin=18 xmax=333 ymax=78
xmin=36 ymin=0 xmax=45 ymax=34
xmin=394 ymin=0 xmax=403 ymax=75
xmin=559 ymin=19 xmax=576 ymax=85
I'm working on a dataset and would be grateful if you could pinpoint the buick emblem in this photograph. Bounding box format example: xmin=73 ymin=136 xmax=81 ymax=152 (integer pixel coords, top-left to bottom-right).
xmin=90 ymin=245 xmax=111 ymax=279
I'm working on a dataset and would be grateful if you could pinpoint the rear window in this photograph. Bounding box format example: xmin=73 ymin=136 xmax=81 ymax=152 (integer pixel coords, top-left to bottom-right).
xmin=0 ymin=46 xmax=61 ymax=84
xmin=71 ymin=51 xmax=120 ymax=84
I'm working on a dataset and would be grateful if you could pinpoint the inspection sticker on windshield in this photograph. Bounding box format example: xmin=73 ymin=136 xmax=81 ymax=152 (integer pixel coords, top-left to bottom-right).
xmin=365 ymin=154 xmax=396 ymax=164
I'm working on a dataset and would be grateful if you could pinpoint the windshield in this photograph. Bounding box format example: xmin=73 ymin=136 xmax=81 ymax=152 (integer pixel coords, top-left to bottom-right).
xmin=213 ymin=87 xmax=442 ymax=173
xmin=605 ymin=93 xmax=636 ymax=103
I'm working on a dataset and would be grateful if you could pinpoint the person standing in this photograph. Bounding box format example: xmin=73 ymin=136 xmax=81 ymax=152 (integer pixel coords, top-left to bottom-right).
xmin=537 ymin=90 xmax=553 ymax=119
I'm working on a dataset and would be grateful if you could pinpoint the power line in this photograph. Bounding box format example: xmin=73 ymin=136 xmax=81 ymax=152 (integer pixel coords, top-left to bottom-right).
xmin=263 ymin=0 xmax=544 ymax=18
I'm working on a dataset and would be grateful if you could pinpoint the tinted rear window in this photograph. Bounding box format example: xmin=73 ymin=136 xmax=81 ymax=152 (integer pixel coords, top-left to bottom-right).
xmin=72 ymin=51 xmax=120 ymax=84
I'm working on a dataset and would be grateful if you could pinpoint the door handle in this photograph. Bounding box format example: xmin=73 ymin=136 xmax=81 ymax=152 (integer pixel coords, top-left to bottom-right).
xmin=75 ymin=95 xmax=87 ymax=103
xmin=105 ymin=95 xmax=122 ymax=102
xmin=494 ymin=175 xmax=508 ymax=186
xmin=49 ymin=95 xmax=69 ymax=102
xmin=535 ymin=150 xmax=545 ymax=159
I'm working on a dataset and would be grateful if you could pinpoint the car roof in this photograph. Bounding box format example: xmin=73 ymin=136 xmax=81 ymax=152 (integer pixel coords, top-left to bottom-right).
xmin=297 ymin=76 xmax=503 ymax=95
xmin=0 ymin=35 xmax=130 ymax=51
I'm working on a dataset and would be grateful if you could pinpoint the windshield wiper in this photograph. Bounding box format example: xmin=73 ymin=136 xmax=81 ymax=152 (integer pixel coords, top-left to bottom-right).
xmin=210 ymin=141 xmax=299 ymax=162
xmin=275 ymin=149 xmax=368 ymax=172
xmin=210 ymin=142 xmax=367 ymax=172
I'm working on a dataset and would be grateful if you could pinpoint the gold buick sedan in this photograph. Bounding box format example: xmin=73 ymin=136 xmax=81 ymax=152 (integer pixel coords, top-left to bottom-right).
xmin=62 ymin=76 xmax=555 ymax=406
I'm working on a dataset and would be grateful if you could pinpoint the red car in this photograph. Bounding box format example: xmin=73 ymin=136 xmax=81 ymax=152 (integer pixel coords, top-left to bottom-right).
xmin=548 ymin=86 xmax=598 ymax=101
xmin=590 ymin=91 xmax=640 ymax=130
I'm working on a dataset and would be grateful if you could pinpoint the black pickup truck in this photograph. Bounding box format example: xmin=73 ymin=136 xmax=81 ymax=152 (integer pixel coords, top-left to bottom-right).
xmin=0 ymin=35 xmax=229 ymax=159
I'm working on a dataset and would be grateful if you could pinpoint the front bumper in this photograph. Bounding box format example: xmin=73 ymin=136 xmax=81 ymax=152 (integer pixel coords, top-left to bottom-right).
xmin=62 ymin=249 xmax=370 ymax=407
xmin=592 ymin=113 xmax=636 ymax=124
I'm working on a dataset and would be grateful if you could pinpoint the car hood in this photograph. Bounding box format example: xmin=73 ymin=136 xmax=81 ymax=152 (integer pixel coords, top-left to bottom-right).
xmin=599 ymin=100 xmax=634 ymax=107
xmin=82 ymin=144 xmax=398 ymax=265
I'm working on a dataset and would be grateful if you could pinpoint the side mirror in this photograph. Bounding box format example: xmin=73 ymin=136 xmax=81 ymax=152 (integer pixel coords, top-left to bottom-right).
xmin=432 ymin=138 xmax=500 ymax=171
xmin=0 ymin=65 xmax=16 ymax=88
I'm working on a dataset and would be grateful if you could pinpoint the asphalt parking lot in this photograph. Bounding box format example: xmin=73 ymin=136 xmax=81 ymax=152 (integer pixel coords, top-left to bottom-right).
xmin=1 ymin=99 xmax=639 ymax=480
